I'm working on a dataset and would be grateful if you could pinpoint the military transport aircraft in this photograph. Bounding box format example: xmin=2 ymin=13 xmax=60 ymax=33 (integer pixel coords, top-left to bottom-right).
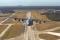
xmin=12 ymin=11 xmax=41 ymax=26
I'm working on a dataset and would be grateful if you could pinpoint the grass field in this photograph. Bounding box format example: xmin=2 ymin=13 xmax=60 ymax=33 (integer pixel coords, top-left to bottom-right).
xmin=39 ymin=34 xmax=60 ymax=40
xmin=31 ymin=10 xmax=60 ymax=40
xmin=31 ymin=10 xmax=60 ymax=31
xmin=2 ymin=23 xmax=25 ymax=39
xmin=0 ymin=11 xmax=26 ymax=40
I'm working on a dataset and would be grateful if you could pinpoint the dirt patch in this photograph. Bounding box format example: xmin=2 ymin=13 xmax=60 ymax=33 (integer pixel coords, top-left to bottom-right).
xmin=0 ymin=25 xmax=8 ymax=33
xmin=34 ymin=21 xmax=60 ymax=31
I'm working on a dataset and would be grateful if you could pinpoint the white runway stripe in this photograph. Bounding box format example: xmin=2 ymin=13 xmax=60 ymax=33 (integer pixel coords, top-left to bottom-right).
xmin=45 ymin=32 xmax=60 ymax=37
xmin=0 ymin=24 xmax=13 ymax=38
xmin=0 ymin=13 xmax=16 ymax=24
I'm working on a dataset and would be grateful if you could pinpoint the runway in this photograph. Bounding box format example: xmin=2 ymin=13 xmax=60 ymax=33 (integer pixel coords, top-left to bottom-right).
xmin=20 ymin=11 xmax=45 ymax=40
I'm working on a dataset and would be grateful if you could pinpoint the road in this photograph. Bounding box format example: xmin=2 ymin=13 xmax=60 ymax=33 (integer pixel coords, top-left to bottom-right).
xmin=0 ymin=13 xmax=16 ymax=39
xmin=24 ymin=11 xmax=36 ymax=40
xmin=0 ymin=13 xmax=16 ymax=24
xmin=24 ymin=11 xmax=44 ymax=40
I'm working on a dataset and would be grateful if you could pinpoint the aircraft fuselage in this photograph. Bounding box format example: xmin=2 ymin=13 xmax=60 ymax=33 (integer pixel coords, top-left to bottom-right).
xmin=26 ymin=18 xmax=33 ymax=26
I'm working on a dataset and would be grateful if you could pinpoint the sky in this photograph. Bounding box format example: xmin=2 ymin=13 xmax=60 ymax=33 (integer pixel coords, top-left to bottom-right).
xmin=0 ymin=0 xmax=60 ymax=6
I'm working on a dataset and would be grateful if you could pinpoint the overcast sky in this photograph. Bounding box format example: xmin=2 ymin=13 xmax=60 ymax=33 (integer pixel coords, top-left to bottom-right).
xmin=0 ymin=0 xmax=60 ymax=6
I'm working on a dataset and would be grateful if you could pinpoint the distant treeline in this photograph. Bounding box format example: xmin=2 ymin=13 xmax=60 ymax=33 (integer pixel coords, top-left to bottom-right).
xmin=0 ymin=6 xmax=60 ymax=13
xmin=0 ymin=9 xmax=15 ymax=13
xmin=0 ymin=6 xmax=60 ymax=10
